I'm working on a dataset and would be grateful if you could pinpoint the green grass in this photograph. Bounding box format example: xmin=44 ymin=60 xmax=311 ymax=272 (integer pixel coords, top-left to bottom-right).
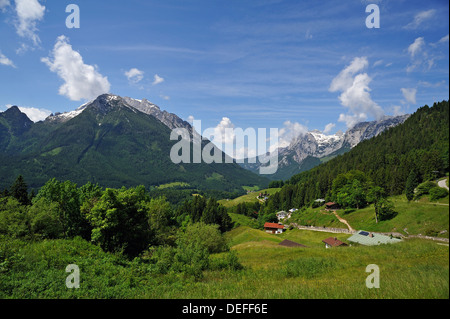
xmin=242 ymin=185 xmax=260 ymax=192
xmin=228 ymin=213 xmax=260 ymax=229
xmin=218 ymin=188 xmax=281 ymax=208
xmin=156 ymin=182 xmax=190 ymax=189
xmin=290 ymin=195 xmax=449 ymax=237
xmin=0 ymin=226 xmax=448 ymax=299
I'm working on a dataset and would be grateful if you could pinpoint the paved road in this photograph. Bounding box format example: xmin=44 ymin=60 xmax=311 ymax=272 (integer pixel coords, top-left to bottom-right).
xmin=438 ymin=179 xmax=449 ymax=191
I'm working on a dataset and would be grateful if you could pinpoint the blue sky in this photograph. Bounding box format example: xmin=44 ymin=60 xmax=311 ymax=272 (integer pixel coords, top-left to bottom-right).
xmin=0 ymin=0 xmax=448 ymax=156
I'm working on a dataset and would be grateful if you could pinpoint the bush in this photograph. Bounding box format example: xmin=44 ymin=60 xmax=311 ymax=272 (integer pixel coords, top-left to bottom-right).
xmin=0 ymin=197 xmax=30 ymax=239
xmin=177 ymin=222 xmax=228 ymax=254
xmin=209 ymin=250 xmax=243 ymax=271
xmin=429 ymin=187 xmax=448 ymax=201
xmin=415 ymin=181 xmax=438 ymax=198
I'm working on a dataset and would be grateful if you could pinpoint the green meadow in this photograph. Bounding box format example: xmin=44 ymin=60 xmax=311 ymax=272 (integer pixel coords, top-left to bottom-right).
xmin=1 ymin=225 xmax=448 ymax=299
xmin=218 ymin=188 xmax=281 ymax=208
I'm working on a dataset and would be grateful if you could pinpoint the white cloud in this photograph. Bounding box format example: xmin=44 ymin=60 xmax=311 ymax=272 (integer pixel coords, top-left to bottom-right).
xmin=329 ymin=56 xmax=369 ymax=92
xmin=41 ymin=36 xmax=111 ymax=101
xmin=323 ymin=123 xmax=336 ymax=134
xmin=401 ymin=88 xmax=417 ymax=104
xmin=404 ymin=9 xmax=436 ymax=30
xmin=152 ymin=74 xmax=164 ymax=85
xmin=330 ymin=57 xmax=384 ymax=128
xmin=438 ymin=34 xmax=449 ymax=44
xmin=407 ymin=37 xmax=425 ymax=58
xmin=7 ymin=105 xmax=51 ymax=122
xmin=0 ymin=51 xmax=16 ymax=68
xmin=391 ymin=105 xmax=406 ymax=117
xmin=14 ymin=0 xmax=46 ymax=45
xmin=0 ymin=0 xmax=10 ymax=11
xmin=159 ymin=94 xmax=170 ymax=100
xmin=373 ymin=59 xmax=384 ymax=67
xmin=406 ymin=37 xmax=435 ymax=73
xmin=187 ymin=115 xmax=195 ymax=124
xmin=211 ymin=117 xmax=236 ymax=145
xmin=278 ymin=120 xmax=308 ymax=148
xmin=124 ymin=68 xmax=144 ymax=84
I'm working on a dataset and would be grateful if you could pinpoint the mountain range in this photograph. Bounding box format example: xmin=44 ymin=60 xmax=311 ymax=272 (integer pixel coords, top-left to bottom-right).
xmin=0 ymin=94 xmax=268 ymax=192
xmin=240 ymin=114 xmax=411 ymax=180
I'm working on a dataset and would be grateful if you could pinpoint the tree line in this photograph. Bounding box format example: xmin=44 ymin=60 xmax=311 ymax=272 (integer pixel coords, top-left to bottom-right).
xmin=0 ymin=175 xmax=240 ymax=278
xmin=261 ymin=101 xmax=449 ymax=216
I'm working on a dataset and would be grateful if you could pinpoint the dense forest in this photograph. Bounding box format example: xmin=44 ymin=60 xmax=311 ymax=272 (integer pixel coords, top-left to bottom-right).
xmin=261 ymin=101 xmax=449 ymax=213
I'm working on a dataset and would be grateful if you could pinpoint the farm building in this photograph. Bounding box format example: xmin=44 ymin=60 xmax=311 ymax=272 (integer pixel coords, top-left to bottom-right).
xmin=264 ymin=222 xmax=285 ymax=234
xmin=347 ymin=230 xmax=402 ymax=246
xmin=322 ymin=237 xmax=347 ymax=248
xmin=325 ymin=202 xmax=340 ymax=210
xmin=276 ymin=211 xmax=291 ymax=221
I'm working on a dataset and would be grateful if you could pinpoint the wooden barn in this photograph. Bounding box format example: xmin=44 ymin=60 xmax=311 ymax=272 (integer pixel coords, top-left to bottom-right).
xmin=264 ymin=222 xmax=285 ymax=234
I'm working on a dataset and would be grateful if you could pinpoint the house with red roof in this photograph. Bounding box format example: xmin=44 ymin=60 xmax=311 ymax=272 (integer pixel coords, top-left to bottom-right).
xmin=322 ymin=237 xmax=347 ymax=248
xmin=264 ymin=222 xmax=285 ymax=234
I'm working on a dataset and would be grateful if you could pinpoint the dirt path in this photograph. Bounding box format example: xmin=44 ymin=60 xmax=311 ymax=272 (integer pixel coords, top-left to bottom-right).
xmin=332 ymin=211 xmax=355 ymax=232
xmin=438 ymin=178 xmax=449 ymax=191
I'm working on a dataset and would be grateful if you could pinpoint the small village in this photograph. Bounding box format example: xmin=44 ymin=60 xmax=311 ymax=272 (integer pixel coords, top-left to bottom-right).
xmin=264 ymin=201 xmax=404 ymax=249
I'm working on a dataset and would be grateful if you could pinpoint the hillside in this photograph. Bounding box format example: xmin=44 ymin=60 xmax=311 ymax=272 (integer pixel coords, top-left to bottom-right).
xmin=265 ymin=101 xmax=449 ymax=211
xmin=288 ymin=194 xmax=448 ymax=238
xmin=0 ymin=94 xmax=268 ymax=192
xmin=240 ymin=114 xmax=410 ymax=181
xmin=1 ymin=226 xmax=447 ymax=298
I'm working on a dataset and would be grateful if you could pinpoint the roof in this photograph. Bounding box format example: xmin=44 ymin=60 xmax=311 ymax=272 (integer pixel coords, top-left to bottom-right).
xmin=322 ymin=237 xmax=347 ymax=247
xmin=279 ymin=239 xmax=307 ymax=248
xmin=348 ymin=230 xmax=402 ymax=246
xmin=325 ymin=202 xmax=338 ymax=206
xmin=264 ymin=222 xmax=285 ymax=229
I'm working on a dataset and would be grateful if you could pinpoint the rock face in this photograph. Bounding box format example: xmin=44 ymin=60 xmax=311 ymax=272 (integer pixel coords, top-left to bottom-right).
xmin=240 ymin=114 xmax=411 ymax=180
xmin=122 ymin=97 xmax=193 ymax=132
xmin=342 ymin=115 xmax=410 ymax=148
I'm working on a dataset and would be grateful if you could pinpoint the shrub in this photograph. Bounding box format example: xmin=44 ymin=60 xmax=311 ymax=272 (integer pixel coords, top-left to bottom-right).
xmin=415 ymin=181 xmax=438 ymax=198
xmin=176 ymin=222 xmax=228 ymax=254
xmin=429 ymin=187 xmax=448 ymax=201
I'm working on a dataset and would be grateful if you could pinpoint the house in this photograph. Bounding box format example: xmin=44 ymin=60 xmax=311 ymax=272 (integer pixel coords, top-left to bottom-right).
xmin=276 ymin=210 xmax=291 ymax=221
xmin=347 ymin=230 xmax=402 ymax=246
xmin=325 ymin=202 xmax=340 ymax=210
xmin=279 ymin=239 xmax=307 ymax=248
xmin=322 ymin=237 xmax=347 ymax=248
xmin=289 ymin=208 xmax=298 ymax=213
xmin=315 ymin=198 xmax=325 ymax=203
xmin=264 ymin=222 xmax=285 ymax=234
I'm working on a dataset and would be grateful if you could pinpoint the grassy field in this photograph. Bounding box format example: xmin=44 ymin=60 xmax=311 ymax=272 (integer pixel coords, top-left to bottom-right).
xmin=1 ymin=225 xmax=448 ymax=299
xmin=290 ymin=195 xmax=449 ymax=237
xmin=156 ymin=182 xmax=190 ymax=189
xmin=218 ymin=188 xmax=281 ymax=208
